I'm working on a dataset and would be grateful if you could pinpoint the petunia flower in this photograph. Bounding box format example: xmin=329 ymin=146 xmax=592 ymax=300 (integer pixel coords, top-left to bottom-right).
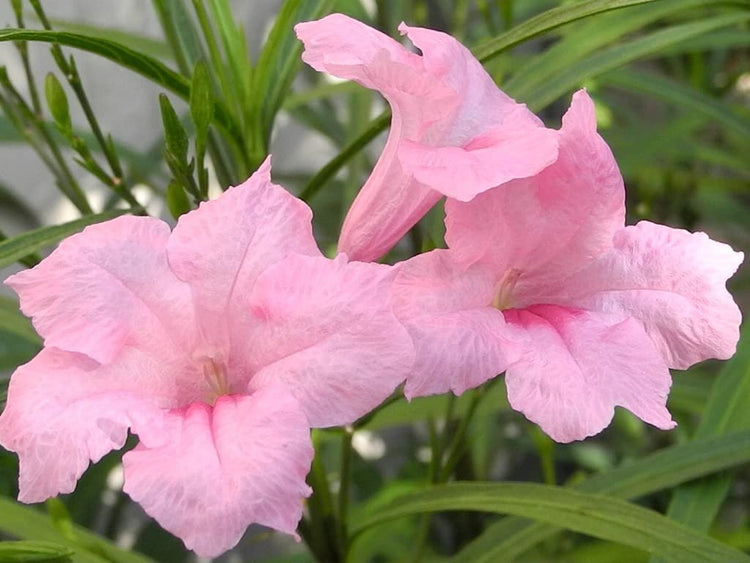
xmin=0 ymin=158 xmax=414 ymax=557
xmin=392 ymin=90 xmax=743 ymax=442
xmin=295 ymin=14 xmax=558 ymax=262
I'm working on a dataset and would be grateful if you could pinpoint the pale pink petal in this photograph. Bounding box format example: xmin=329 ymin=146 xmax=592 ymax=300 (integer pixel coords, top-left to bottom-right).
xmin=122 ymin=388 xmax=313 ymax=558
xmin=399 ymin=114 xmax=560 ymax=202
xmin=503 ymin=305 xmax=675 ymax=443
xmin=445 ymin=90 xmax=624 ymax=303
xmin=5 ymin=216 xmax=195 ymax=364
xmin=0 ymin=348 xmax=169 ymax=503
xmin=166 ymin=157 xmax=320 ymax=354
xmin=392 ymin=250 xmax=514 ymax=397
xmin=295 ymin=14 xmax=424 ymax=90
xmin=560 ymin=221 xmax=743 ymax=369
xmin=297 ymin=14 xmax=557 ymax=262
xmin=245 ymin=254 xmax=414 ymax=427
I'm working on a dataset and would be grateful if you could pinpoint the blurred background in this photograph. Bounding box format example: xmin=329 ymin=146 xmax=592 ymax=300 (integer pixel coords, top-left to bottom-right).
xmin=0 ymin=1 xmax=748 ymax=561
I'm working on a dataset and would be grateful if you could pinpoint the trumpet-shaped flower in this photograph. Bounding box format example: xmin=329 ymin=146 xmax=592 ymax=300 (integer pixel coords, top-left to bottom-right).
xmin=296 ymin=14 xmax=558 ymax=262
xmin=393 ymin=90 xmax=743 ymax=442
xmin=0 ymin=159 xmax=414 ymax=557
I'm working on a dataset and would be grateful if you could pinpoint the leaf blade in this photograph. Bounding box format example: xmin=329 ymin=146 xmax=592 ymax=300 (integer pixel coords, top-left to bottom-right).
xmin=454 ymin=430 xmax=750 ymax=562
xmin=0 ymin=209 xmax=130 ymax=269
xmin=353 ymin=482 xmax=748 ymax=562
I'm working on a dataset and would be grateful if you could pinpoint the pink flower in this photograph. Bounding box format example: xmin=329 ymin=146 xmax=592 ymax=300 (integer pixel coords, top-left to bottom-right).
xmin=296 ymin=14 xmax=558 ymax=262
xmin=393 ymin=90 xmax=743 ymax=442
xmin=0 ymin=158 xmax=414 ymax=557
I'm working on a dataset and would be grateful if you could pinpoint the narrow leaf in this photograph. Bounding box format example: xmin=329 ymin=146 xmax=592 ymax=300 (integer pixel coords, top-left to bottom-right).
xmin=0 ymin=540 xmax=73 ymax=563
xmin=0 ymin=29 xmax=238 ymax=140
xmin=158 ymin=93 xmax=189 ymax=161
xmin=166 ymin=179 xmax=191 ymax=219
xmin=254 ymin=0 xmax=333 ymax=139
xmin=0 ymin=209 xmax=130 ymax=269
xmin=514 ymin=13 xmax=750 ymax=111
xmin=0 ymin=497 xmax=152 ymax=563
xmin=454 ymin=430 xmax=750 ymax=561
xmin=189 ymin=60 xmax=213 ymax=144
xmin=0 ymin=296 xmax=40 ymax=345
xmin=472 ymin=0 xmax=659 ymax=62
xmin=662 ymin=329 xmax=750 ymax=535
xmin=603 ymin=68 xmax=750 ymax=140
xmin=354 ymin=483 xmax=748 ymax=562
xmin=503 ymin=0 xmax=708 ymax=106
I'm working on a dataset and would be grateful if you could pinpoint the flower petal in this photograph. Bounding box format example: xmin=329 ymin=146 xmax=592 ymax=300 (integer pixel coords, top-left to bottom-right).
xmin=0 ymin=348 xmax=168 ymax=503
xmin=166 ymin=157 xmax=320 ymax=354
xmin=122 ymin=388 xmax=313 ymax=559
xmin=561 ymin=221 xmax=743 ymax=369
xmin=503 ymin=305 xmax=675 ymax=443
xmin=392 ymin=250 xmax=514 ymax=397
xmin=5 ymin=216 xmax=194 ymax=364
xmin=445 ymin=90 xmax=624 ymax=303
xmin=297 ymin=14 xmax=557 ymax=261
xmin=245 ymin=254 xmax=414 ymax=427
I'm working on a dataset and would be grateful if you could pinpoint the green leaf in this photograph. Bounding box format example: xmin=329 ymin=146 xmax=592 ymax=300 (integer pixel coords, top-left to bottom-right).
xmin=0 ymin=296 xmax=39 ymax=345
xmin=207 ymin=0 xmax=252 ymax=101
xmin=189 ymin=60 xmax=212 ymax=197
xmin=0 ymin=209 xmax=130 ymax=269
xmin=454 ymin=430 xmax=750 ymax=562
xmin=42 ymin=17 xmax=172 ymax=61
xmin=299 ymin=110 xmax=390 ymax=202
xmin=189 ymin=61 xmax=213 ymax=147
xmin=252 ymin=0 xmax=333 ymax=150
xmin=151 ymin=0 xmax=206 ymax=74
xmin=472 ymin=0 xmax=659 ymax=62
xmin=353 ymin=482 xmax=748 ymax=562
xmin=158 ymin=94 xmax=189 ymax=161
xmin=0 ymin=29 xmax=187 ymax=99
xmin=0 ymin=29 xmax=238 ymax=140
xmin=503 ymin=0 xmax=709 ymax=106
xmin=514 ymin=12 xmax=750 ymax=111
xmin=602 ymin=68 xmax=750 ymax=140
xmin=0 ymin=497 xmax=153 ymax=563
xmin=43 ymin=74 xmax=71 ymax=134
xmin=661 ymin=329 xmax=750 ymax=535
xmin=0 ymin=331 xmax=37 ymax=373
xmin=0 ymin=540 xmax=73 ymax=563
xmin=166 ymin=179 xmax=192 ymax=219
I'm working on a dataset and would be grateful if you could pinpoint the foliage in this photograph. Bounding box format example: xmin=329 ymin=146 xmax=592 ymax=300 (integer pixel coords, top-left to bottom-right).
xmin=0 ymin=0 xmax=748 ymax=561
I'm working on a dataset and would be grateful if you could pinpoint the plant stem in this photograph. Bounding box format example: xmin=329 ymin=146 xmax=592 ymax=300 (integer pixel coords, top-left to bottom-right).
xmin=0 ymin=76 xmax=92 ymax=214
xmin=337 ymin=427 xmax=354 ymax=558
xmin=11 ymin=5 xmax=42 ymax=115
xmin=305 ymin=431 xmax=343 ymax=562
xmin=439 ymin=391 xmax=484 ymax=482
xmin=30 ymin=1 xmax=127 ymax=189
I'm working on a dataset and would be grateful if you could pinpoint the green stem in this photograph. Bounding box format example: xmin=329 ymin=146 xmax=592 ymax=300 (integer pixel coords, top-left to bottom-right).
xmin=352 ymin=388 xmax=404 ymax=429
xmin=337 ymin=427 xmax=354 ymax=558
xmin=0 ymin=76 xmax=92 ymax=214
xmin=439 ymin=391 xmax=484 ymax=482
xmin=11 ymin=6 xmax=42 ymax=115
xmin=305 ymin=431 xmax=342 ymax=562
xmin=30 ymin=1 xmax=126 ymax=189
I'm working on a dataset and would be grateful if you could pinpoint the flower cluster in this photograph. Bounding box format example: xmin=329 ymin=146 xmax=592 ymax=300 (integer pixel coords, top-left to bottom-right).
xmin=0 ymin=13 xmax=743 ymax=559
